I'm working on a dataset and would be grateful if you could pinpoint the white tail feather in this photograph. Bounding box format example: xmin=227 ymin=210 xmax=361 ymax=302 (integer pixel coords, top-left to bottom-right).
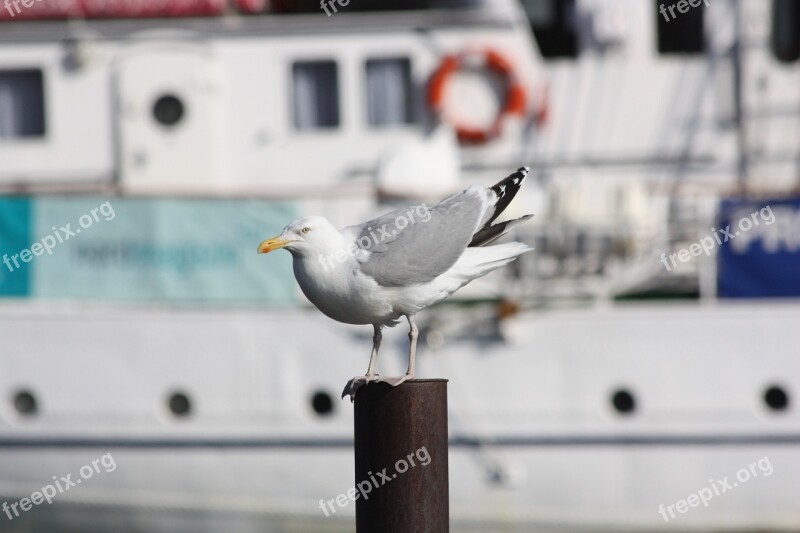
xmin=451 ymin=242 xmax=532 ymax=279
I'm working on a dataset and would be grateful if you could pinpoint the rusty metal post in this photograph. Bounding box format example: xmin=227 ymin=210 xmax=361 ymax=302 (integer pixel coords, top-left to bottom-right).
xmin=354 ymin=379 xmax=449 ymax=533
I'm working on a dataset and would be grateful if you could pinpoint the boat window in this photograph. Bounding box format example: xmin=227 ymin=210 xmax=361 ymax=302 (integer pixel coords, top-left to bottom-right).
xmin=365 ymin=58 xmax=414 ymax=127
xmin=771 ymin=0 xmax=800 ymax=63
xmin=520 ymin=0 xmax=579 ymax=59
xmin=292 ymin=60 xmax=340 ymax=130
xmin=655 ymin=0 xmax=706 ymax=55
xmin=0 ymin=69 xmax=45 ymax=139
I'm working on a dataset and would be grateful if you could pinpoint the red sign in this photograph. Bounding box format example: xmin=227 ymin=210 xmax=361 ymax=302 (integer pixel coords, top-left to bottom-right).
xmin=0 ymin=0 xmax=227 ymax=20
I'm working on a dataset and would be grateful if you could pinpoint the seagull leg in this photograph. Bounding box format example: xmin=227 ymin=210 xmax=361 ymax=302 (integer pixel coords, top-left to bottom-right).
xmin=379 ymin=315 xmax=417 ymax=387
xmin=365 ymin=325 xmax=382 ymax=380
xmin=407 ymin=314 xmax=418 ymax=377
xmin=342 ymin=325 xmax=383 ymax=401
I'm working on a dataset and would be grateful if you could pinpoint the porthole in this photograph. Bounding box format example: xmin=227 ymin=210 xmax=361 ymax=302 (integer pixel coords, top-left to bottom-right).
xmin=152 ymin=94 xmax=185 ymax=127
xmin=611 ymin=388 xmax=636 ymax=415
xmin=168 ymin=391 xmax=192 ymax=417
xmin=13 ymin=390 xmax=37 ymax=416
xmin=764 ymin=385 xmax=789 ymax=412
xmin=311 ymin=390 xmax=334 ymax=416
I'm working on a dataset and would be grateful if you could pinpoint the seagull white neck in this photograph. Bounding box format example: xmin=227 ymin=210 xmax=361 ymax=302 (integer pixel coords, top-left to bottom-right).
xmin=290 ymin=233 xmax=357 ymax=304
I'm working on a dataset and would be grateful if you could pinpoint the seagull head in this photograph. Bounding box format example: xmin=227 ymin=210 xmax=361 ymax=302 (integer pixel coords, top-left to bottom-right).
xmin=257 ymin=216 xmax=342 ymax=257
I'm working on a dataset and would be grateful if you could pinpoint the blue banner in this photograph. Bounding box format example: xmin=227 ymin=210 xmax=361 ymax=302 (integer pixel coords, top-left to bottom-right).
xmin=718 ymin=197 xmax=800 ymax=298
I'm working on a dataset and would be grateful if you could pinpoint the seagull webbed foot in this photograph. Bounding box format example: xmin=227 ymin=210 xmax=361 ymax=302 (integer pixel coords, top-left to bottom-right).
xmin=342 ymin=375 xmax=378 ymax=402
xmin=377 ymin=373 xmax=414 ymax=388
xmin=341 ymin=372 xmax=415 ymax=402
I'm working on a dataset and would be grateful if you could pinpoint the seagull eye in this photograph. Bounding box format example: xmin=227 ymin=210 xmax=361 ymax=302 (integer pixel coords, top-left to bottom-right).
xmin=301 ymin=227 xmax=311 ymax=234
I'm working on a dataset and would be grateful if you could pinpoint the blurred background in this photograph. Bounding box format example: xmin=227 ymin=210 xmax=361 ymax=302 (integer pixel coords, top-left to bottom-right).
xmin=1 ymin=0 xmax=799 ymax=531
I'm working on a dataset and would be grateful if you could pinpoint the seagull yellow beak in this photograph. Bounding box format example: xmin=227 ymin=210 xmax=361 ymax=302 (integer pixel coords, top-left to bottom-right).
xmin=257 ymin=236 xmax=291 ymax=254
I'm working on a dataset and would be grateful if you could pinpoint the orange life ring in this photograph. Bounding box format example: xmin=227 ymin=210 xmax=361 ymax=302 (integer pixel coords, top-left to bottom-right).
xmin=428 ymin=49 xmax=527 ymax=144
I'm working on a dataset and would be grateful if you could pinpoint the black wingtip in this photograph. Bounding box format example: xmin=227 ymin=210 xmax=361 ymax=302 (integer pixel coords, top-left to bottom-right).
xmin=495 ymin=167 xmax=530 ymax=192
xmin=485 ymin=167 xmax=531 ymax=226
xmin=512 ymin=166 xmax=530 ymax=180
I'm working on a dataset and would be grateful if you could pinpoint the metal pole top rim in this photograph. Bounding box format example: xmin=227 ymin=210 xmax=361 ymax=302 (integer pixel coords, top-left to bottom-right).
xmin=396 ymin=378 xmax=449 ymax=383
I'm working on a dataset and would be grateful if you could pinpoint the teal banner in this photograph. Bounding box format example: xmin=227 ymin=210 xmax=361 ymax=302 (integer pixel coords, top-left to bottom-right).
xmin=0 ymin=197 xmax=33 ymax=297
xmin=0 ymin=197 xmax=297 ymax=305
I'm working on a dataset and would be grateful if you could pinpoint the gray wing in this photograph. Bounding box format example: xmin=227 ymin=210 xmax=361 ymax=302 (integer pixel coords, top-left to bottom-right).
xmin=348 ymin=186 xmax=491 ymax=287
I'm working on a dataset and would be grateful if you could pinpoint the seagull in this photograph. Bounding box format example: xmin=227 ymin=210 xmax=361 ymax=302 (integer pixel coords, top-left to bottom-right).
xmin=258 ymin=167 xmax=533 ymax=401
